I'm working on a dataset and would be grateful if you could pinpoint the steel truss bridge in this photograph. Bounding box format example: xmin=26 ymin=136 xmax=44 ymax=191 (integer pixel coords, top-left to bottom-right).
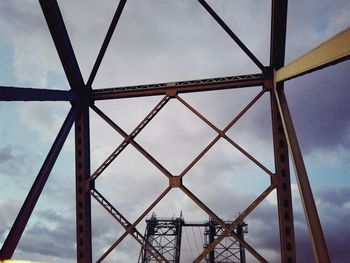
xmin=139 ymin=214 xmax=247 ymax=263
xmin=1 ymin=0 xmax=349 ymax=262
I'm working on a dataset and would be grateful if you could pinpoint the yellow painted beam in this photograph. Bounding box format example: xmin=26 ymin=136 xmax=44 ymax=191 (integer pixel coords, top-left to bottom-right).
xmin=276 ymin=27 xmax=350 ymax=82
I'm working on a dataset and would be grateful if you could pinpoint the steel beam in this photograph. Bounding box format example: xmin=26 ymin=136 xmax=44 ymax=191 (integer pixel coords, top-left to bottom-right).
xmin=0 ymin=87 xmax=74 ymax=101
xmin=75 ymin=108 xmax=92 ymax=263
xmin=92 ymin=74 xmax=264 ymax=100
xmin=194 ymin=185 xmax=274 ymax=263
xmin=274 ymin=88 xmax=330 ymax=263
xmin=276 ymin=27 xmax=350 ymax=82
xmin=176 ymin=91 xmax=273 ymax=178
xmin=197 ymin=0 xmax=265 ymax=71
xmin=91 ymin=189 xmax=168 ymax=262
xmin=271 ymin=92 xmax=296 ymax=263
xmin=269 ymin=2 xmax=297 ymax=261
xmin=0 ymin=107 xmax=78 ymax=259
xmin=270 ymin=0 xmax=288 ymax=70
xmin=39 ymin=0 xmax=85 ymax=90
xmin=97 ymin=187 xmax=171 ymax=262
xmin=87 ymin=0 xmax=127 ymax=87
xmin=90 ymin=105 xmax=172 ymax=179
xmin=90 ymin=96 xmax=171 ymax=181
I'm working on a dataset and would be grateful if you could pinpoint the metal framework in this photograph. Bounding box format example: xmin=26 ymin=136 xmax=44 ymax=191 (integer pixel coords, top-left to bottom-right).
xmin=1 ymin=0 xmax=349 ymax=262
xmin=138 ymin=215 xmax=247 ymax=263
xmin=204 ymin=220 xmax=247 ymax=263
xmin=139 ymin=214 xmax=183 ymax=263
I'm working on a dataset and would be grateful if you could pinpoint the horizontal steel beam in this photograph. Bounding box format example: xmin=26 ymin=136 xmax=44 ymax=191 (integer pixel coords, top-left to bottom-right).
xmin=92 ymin=73 xmax=265 ymax=100
xmin=0 ymin=87 xmax=74 ymax=101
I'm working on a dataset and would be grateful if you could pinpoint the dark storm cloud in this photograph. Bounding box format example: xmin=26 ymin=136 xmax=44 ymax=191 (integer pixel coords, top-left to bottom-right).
xmin=292 ymin=187 xmax=350 ymax=263
xmin=17 ymin=209 xmax=75 ymax=259
xmin=285 ymin=61 xmax=350 ymax=153
xmin=0 ymin=145 xmax=15 ymax=163
xmin=239 ymin=186 xmax=350 ymax=263
xmin=0 ymin=144 xmax=36 ymax=178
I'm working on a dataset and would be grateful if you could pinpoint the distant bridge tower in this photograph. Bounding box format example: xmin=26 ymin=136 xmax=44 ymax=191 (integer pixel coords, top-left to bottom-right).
xmin=139 ymin=213 xmax=184 ymax=263
xmin=205 ymin=220 xmax=247 ymax=263
xmin=139 ymin=214 xmax=247 ymax=262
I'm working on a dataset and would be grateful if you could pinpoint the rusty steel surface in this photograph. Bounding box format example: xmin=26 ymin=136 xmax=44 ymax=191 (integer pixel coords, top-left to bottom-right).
xmin=270 ymin=92 xmax=296 ymax=263
xmin=75 ymin=108 xmax=93 ymax=263
xmin=0 ymin=0 xmax=338 ymax=262
xmin=274 ymin=88 xmax=331 ymax=262
xmin=92 ymin=73 xmax=265 ymax=100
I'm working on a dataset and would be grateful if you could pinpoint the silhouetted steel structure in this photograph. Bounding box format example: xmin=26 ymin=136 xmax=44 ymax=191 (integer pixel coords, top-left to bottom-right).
xmin=138 ymin=214 xmax=247 ymax=263
xmin=204 ymin=220 xmax=247 ymax=263
xmin=1 ymin=0 xmax=349 ymax=262
xmin=139 ymin=214 xmax=183 ymax=263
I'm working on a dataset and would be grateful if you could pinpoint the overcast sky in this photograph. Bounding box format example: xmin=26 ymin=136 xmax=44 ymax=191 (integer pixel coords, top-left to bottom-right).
xmin=0 ymin=0 xmax=349 ymax=262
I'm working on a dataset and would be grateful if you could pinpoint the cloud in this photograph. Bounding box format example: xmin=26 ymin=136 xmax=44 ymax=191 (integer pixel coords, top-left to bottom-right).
xmin=17 ymin=210 xmax=75 ymax=259
xmin=0 ymin=145 xmax=37 ymax=179
xmin=0 ymin=1 xmax=66 ymax=88
xmin=19 ymin=102 xmax=71 ymax=143
xmin=285 ymin=60 xmax=350 ymax=153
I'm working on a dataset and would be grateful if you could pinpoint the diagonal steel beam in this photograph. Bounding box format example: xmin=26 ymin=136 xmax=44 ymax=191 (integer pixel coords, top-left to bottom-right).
xmin=197 ymin=0 xmax=265 ymax=71
xmin=177 ymin=90 xmax=273 ymax=178
xmin=0 ymin=106 xmax=78 ymax=259
xmin=194 ymin=184 xmax=274 ymax=262
xmin=96 ymin=186 xmax=171 ymax=262
xmin=92 ymin=73 xmax=265 ymax=100
xmin=0 ymin=86 xmax=75 ymax=101
xmin=87 ymin=0 xmax=127 ymax=87
xmin=276 ymin=27 xmax=350 ymax=82
xmin=91 ymin=189 xmax=168 ymax=263
xmin=39 ymin=0 xmax=85 ymax=89
xmin=180 ymin=185 xmax=226 ymax=229
xmin=90 ymin=96 xmax=170 ymax=181
xmin=91 ymin=105 xmax=172 ymax=178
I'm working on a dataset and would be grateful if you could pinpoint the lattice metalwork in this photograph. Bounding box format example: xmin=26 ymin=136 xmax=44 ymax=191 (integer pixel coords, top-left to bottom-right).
xmin=139 ymin=215 xmax=183 ymax=263
xmin=204 ymin=221 xmax=247 ymax=263
xmin=1 ymin=0 xmax=349 ymax=262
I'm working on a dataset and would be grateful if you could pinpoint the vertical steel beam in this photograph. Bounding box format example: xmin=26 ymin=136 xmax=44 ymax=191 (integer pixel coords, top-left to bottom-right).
xmin=236 ymin=223 xmax=246 ymax=263
xmin=271 ymin=91 xmax=296 ymax=263
xmin=269 ymin=1 xmax=297 ymax=260
xmin=274 ymin=89 xmax=330 ymax=263
xmin=270 ymin=0 xmax=288 ymax=70
xmin=75 ymin=108 xmax=92 ymax=263
xmin=0 ymin=107 xmax=77 ymax=259
xmin=208 ymin=221 xmax=215 ymax=263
